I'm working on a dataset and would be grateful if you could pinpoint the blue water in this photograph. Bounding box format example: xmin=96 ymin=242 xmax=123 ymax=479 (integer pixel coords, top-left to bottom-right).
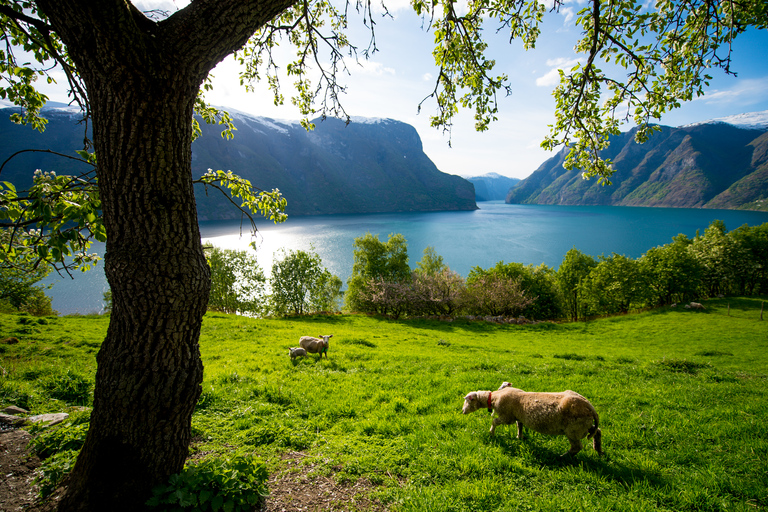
xmin=42 ymin=202 xmax=768 ymax=315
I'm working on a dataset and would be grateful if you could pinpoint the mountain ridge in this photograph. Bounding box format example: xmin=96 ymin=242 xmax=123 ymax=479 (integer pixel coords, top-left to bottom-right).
xmin=507 ymin=112 xmax=768 ymax=211
xmin=0 ymin=106 xmax=478 ymax=219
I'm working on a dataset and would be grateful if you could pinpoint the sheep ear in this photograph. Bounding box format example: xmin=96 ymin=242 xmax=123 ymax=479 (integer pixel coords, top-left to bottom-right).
xmin=464 ymin=392 xmax=477 ymax=401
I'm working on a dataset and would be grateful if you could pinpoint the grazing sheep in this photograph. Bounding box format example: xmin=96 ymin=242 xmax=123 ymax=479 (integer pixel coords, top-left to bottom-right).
xmin=685 ymin=302 xmax=706 ymax=310
xmin=289 ymin=347 xmax=307 ymax=360
xmin=299 ymin=335 xmax=332 ymax=358
xmin=463 ymin=385 xmax=602 ymax=457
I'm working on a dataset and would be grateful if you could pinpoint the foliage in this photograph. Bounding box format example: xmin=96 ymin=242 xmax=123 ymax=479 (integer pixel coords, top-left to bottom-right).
xmin=411 ymin=267 xmax=466 ymax=316
xmin=197 ymin=170 xmax=287 ymax=231
xmin=268 ymin=247 xmax=341 ymax=316
xmin=467 ymin=261 xmax=561 ymax=319
xmin=340 ymin=222 xmax=768 ymax=320
xmin=345 ymin=233 xmax=411 ymax=313
xmin=728 ymin=222 xmax=768 ymax=294
xmin=555 ymin=248 xmax=597 ymax=321
xmin=1 ymin=165 xmax=103 ymax=275
xmin=462 ymin=273 xmax=535 ymax=317
xmin=639 ymin=234 xmax=703 ymax=306
xmin=146 ymin=454 xmax=268 ymax=512
xmin=414 ymin=246 xmax=447 ymax=276
xmin=206 ymin=247 xmax=266 ymax=315
xmin=0 ymin=235 xmax=56 ymax=315
xmin=580 ymin=253 xmax=645 ymax=315
xmin=541 ymin=0 xmax=768 ymax=182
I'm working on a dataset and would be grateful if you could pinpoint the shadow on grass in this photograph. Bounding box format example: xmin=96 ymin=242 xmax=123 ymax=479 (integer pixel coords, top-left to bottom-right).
xmin=491 ymin=433 xmax=667 ymax=489
xmin=390 ymin=316 xmax=566 ymax=335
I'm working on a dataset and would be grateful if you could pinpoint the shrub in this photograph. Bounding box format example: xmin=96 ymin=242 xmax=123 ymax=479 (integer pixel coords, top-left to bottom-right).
xmin=146 ymin=454 xmax=269 ymax=512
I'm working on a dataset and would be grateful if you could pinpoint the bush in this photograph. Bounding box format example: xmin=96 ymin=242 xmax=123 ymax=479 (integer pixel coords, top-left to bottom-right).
xmin=147 ymin=454 xmax=269 ymax=511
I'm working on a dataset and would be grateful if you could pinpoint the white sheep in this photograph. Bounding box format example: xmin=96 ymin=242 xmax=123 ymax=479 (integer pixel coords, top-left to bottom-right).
xmin=289 ymin=347 xmax=307 ymax=360
xmin=463 ymin=384 xmax=602 ymax=457
xmin=685 ymin=302 xmax=705 ymax=310
xmin=299 ymin=334 xmax=332 ymax=358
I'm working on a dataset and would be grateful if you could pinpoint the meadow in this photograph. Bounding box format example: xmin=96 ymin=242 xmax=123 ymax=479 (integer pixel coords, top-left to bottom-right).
xmin=1 ymin=296 xmax=767 ymax=511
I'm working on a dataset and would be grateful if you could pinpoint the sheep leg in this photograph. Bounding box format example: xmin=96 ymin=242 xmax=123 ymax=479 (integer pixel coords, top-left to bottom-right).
xmin=562 ymin=437 xmax=583 ymax=457
xmin=516 ymin=421 xmax=524 ymax=439
xmin=489 ymin=417 xmax=498 ymax=436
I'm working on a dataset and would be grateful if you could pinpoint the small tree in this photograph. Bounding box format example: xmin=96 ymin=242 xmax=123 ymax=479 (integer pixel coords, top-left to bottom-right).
xmin=360 ymin=277 xmax=415 ymax=319
xmin=468 ymin=261 xmax=560 ymax=320
xmin=269 ymin=248 xmax=341 ymax=316
xmin=345 ymin=233 xmax=410 ymax=313
xmin=639 ymin=235 xmax=703 ymax=306
xmin=729 ymin=223 xmax=768 ymax=295
xmin=556 ymin=248 xmax=597 ymax=322
xmin=411 ymin=268 xmax=466 ymax=316
xmin=410 ymin=247 xmax=464 ymax=316
xmin=206 ymin=246 xmax=265 ymax=315
xmin=581 ymin=253 xmax=644 ymax=315
xmin=462 ymin=274 xmax=534 ymax=317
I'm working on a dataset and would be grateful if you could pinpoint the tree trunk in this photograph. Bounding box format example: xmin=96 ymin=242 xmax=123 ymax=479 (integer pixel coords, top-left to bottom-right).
xmin=56 ymin=83 xmax=209 ymax=512
xmin=31 ymin=1 xmax=297 ymax=510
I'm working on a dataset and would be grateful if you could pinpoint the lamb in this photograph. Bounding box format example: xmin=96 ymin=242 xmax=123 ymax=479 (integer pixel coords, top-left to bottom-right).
xmin=299 ymin=334 xmax=332 ymax=358
xmin=463 ymin=384 xmax=602 ymax=457
xmin=289 ymin=347 xmax=307 ymax=360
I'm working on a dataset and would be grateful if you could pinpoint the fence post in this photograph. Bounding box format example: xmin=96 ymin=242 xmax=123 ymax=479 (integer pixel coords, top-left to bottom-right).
xmin=761 ymin=301 xmax=764 ymax=321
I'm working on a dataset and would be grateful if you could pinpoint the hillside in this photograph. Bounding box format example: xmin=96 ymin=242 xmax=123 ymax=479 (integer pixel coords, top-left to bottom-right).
xmin=465 ymin=172 xmax=520 ymax=201
xmin=507 ymin=114 xmax=768 ymax=211
xmin=0 ymin=105 xmax=477 ymax=218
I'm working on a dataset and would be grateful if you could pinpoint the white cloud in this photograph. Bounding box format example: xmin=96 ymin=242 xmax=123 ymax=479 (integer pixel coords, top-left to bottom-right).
xmin=353 ymin=60 xmax=396 ymax=76
xmin=693 ymin=77 xmax=768 ymax=106
xmin=558 ymin=6 xmax=576 ymax=25
xmin=422 ymin=72 xmax=433 ymax=81
xmin=535 ymin=57 xmax=581 ymax=87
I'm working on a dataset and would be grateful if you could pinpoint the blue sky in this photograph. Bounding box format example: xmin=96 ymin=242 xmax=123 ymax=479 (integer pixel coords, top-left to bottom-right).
xmin=38 ymin=2 xmax=768 ymax=179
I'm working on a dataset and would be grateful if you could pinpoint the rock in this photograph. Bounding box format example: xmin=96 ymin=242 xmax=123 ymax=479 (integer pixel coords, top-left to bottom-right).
xmin=0 ymin=413 xmax=28 ymax=427
xmin=28 ymin=413 xmax=69 ymax=426
xmin=2 ymin=406 xmax=29 ymax=415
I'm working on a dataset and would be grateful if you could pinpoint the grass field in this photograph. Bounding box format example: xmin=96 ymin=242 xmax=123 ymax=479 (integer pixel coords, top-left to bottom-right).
xmin=1 ymin=296 xmax=767 ymax=511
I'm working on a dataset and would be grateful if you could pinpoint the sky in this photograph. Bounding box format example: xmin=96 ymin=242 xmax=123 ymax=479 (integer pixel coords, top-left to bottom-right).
xmin=32 ymin=1 xmax=768 ymax=179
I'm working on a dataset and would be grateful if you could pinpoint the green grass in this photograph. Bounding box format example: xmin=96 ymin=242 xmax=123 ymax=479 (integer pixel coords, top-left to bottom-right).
xmin=2 ymin=298 xmax=767 ymax=511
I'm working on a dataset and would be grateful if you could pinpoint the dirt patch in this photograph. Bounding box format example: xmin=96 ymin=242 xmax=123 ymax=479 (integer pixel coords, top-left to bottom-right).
xmin=0 ymin=428 xmax=43 ymax=511
xmin=258 ymin=451 xmax=388 ymax=512
xmin=0 ymin=431 xmax=388 ymax=512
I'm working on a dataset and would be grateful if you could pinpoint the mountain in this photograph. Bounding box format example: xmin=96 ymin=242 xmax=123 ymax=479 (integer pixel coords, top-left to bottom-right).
xmin=0 ymin=106 xmax=477 ymax=219
xmin=507 ymin=112 xmax=768 ymax=211
xmin=465 ymin=172 xmax=520 ymax=201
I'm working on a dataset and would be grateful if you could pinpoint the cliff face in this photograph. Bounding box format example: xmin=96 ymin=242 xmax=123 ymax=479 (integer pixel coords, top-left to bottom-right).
xmin=0 ymin=106 xmax=477 ymax=219
xmin=507 ymin=121 xmax=768 ymax=211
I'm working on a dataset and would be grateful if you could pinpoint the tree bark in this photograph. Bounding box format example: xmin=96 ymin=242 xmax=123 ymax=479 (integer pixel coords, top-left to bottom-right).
xmin=30 ymin=0 xmax=296 ymax=510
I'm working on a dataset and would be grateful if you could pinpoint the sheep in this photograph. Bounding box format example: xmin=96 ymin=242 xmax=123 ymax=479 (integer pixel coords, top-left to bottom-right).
xmin=289 ymin=347 xmax=307 ymax=360
xmin=299 ymin=334 xmax=332 ymax=358
xmin=686 ymin=302 xmax=705 ymax=310
xmin=463 ymin=384 xmax=602 ymax=457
